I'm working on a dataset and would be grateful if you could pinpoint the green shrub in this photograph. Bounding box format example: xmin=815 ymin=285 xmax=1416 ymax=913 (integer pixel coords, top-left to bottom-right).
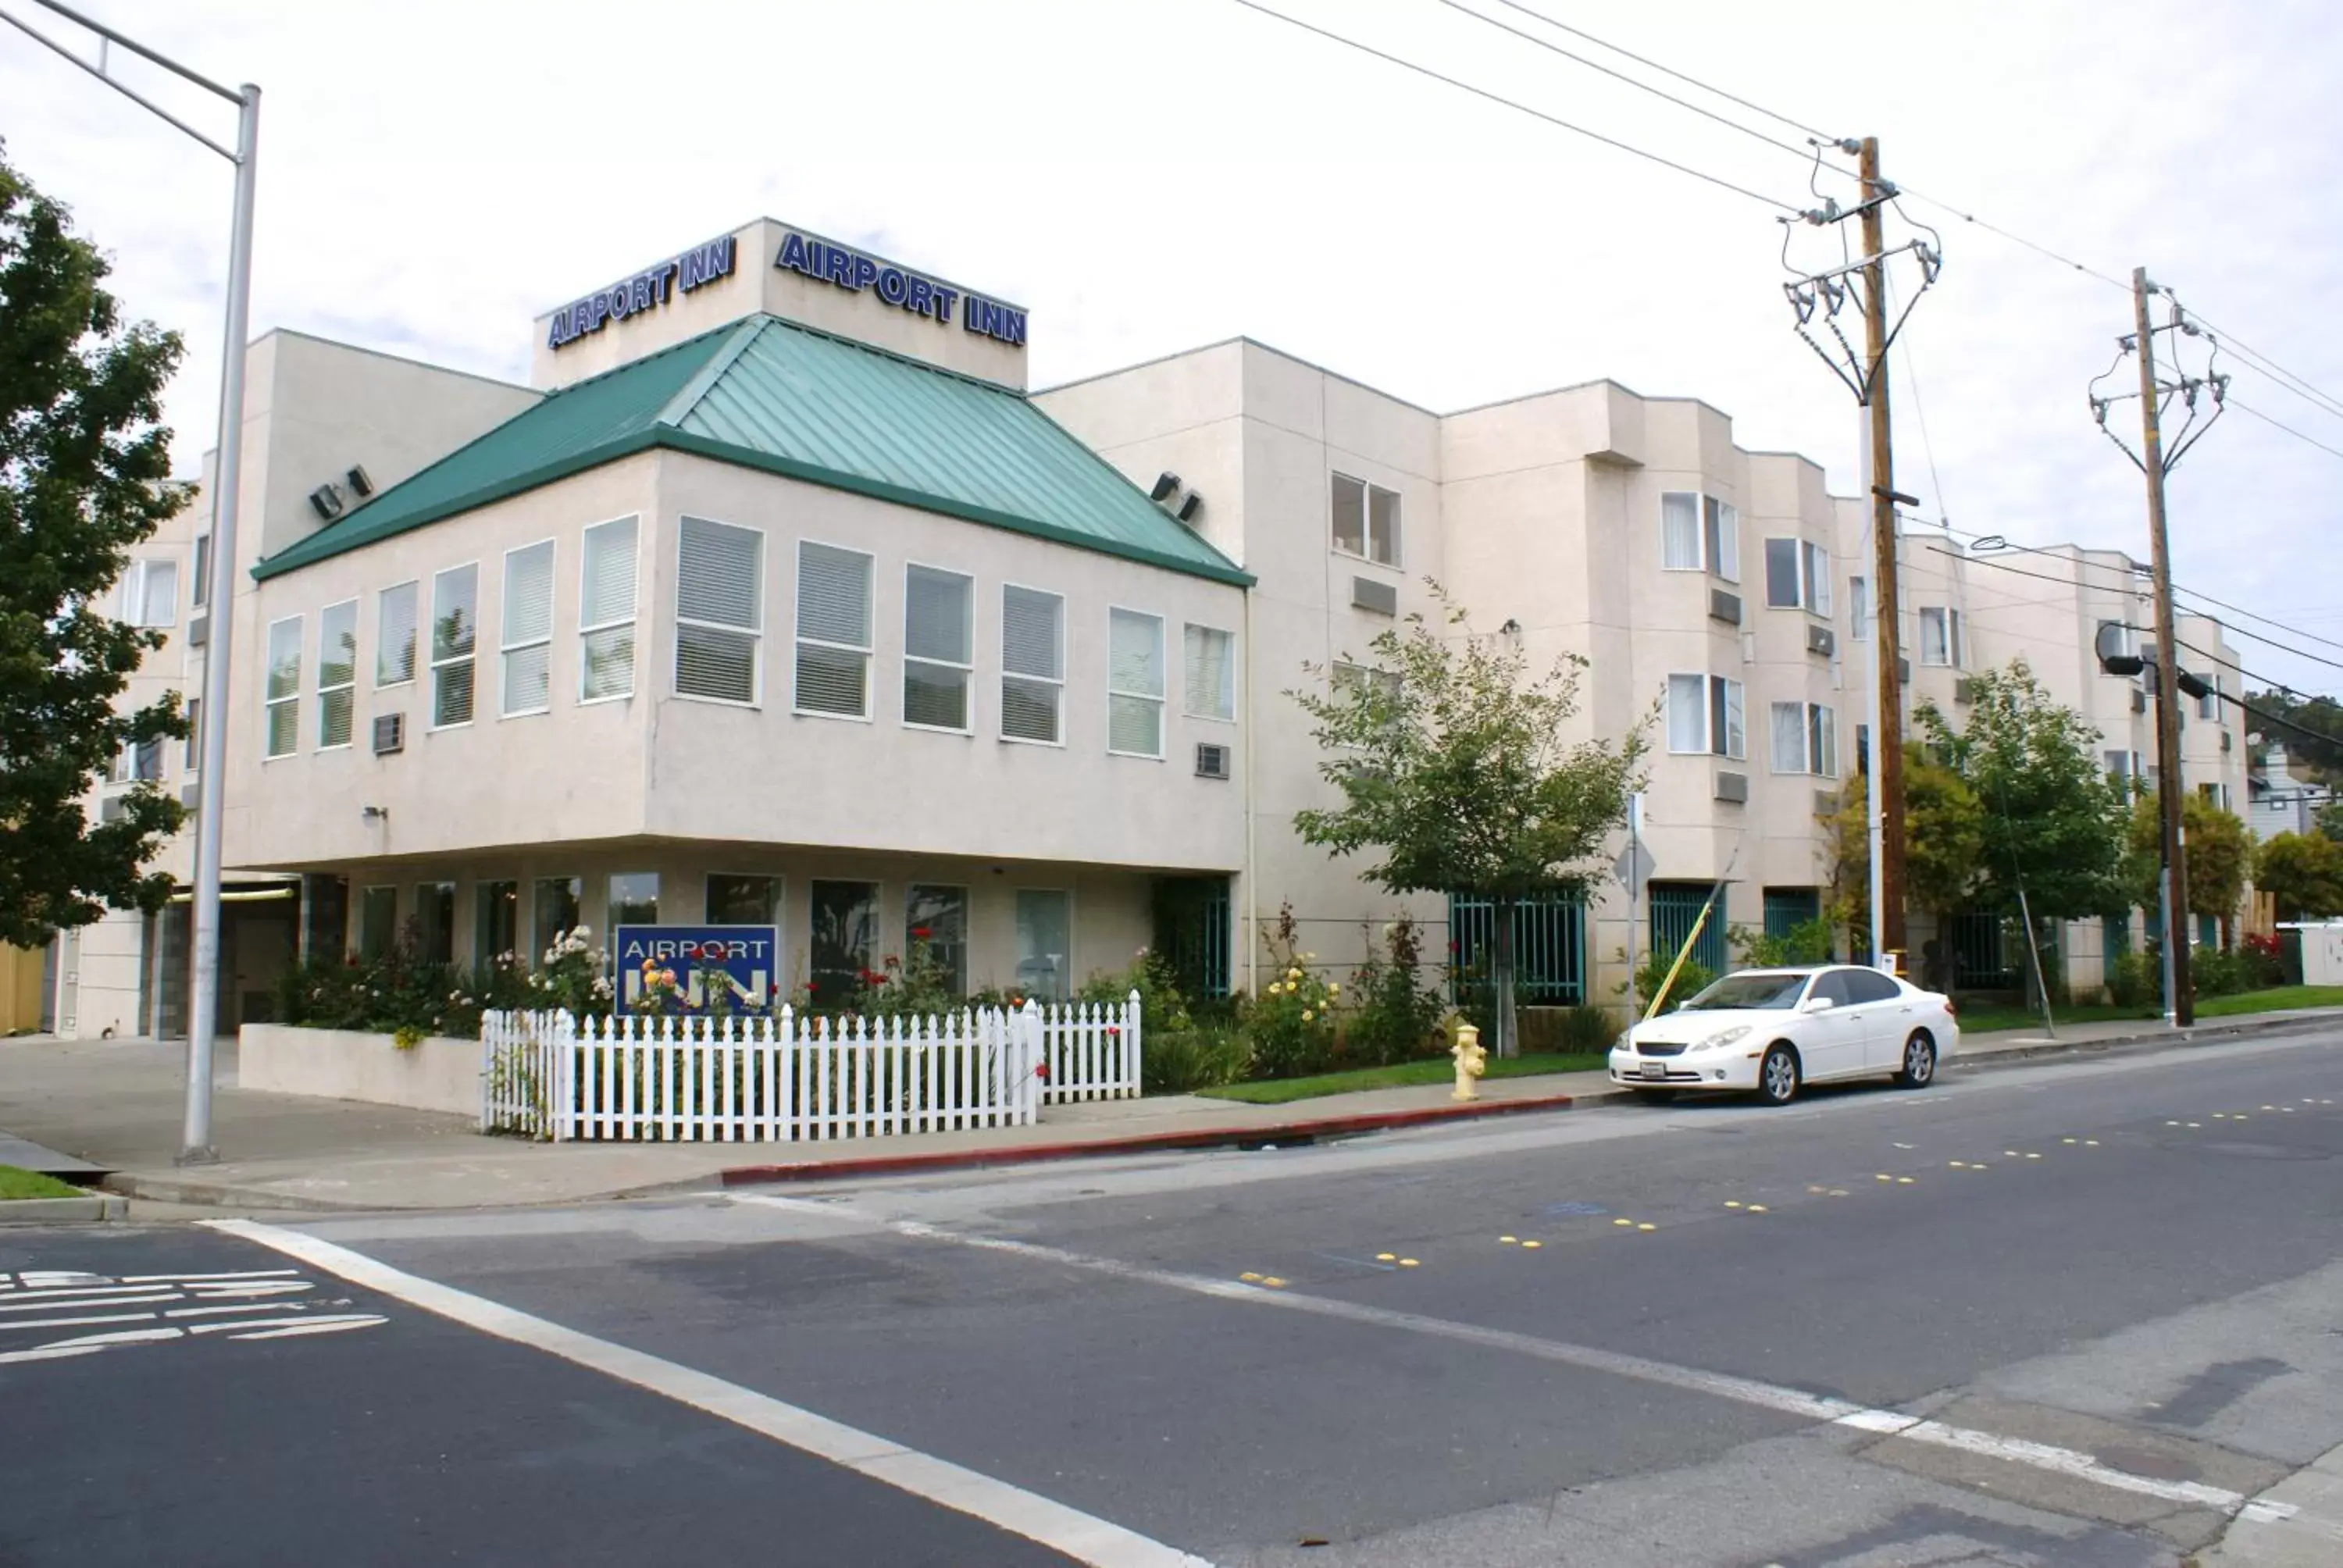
xmin=1343 ymin=918 xmax=1446 ymax=1067
xmin=1548 ymin=1003 xmax=1621 ymax=1056
xmin=2108 ymin=950 xmax=2159 ymax=1008
xmin=1735 ymin=918 xmax=1834 ymax=968
xmin=1079 ymin=946 xmax=1194 ymax=1036
xmin=2191 ymin=946 xmax=2250 ymax=997
xmin=1634 ymin=951 xmax=1714 ymax=1014
xmin=1241 ymin=903 xmax=1340 ymax=1078
xmin=1143 ymin=1025 xmax=1250 ymax=1094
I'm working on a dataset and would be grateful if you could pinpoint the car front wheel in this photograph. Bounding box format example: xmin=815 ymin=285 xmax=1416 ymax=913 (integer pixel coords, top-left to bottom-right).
xmin=1895 ymin=1032 xmax=1938 ymax=1089
xmin=1757 ymin=1044 xmax=1800 ymax=1107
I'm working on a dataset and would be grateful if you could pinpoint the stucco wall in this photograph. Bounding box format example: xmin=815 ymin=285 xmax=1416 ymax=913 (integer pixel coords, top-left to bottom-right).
xmin=239 ymin=1023 xmax=479 ymax=1116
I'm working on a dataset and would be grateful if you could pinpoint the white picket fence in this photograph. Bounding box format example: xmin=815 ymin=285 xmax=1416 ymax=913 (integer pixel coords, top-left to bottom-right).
xmin=480 ymin=991 xmax=1140 ymax=1143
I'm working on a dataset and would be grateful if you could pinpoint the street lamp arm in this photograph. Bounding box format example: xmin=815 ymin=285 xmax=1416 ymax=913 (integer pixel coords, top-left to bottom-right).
xmin=0 ymin=3 xmax=242 ymax=159
xmin=28 ymin=0 xmax=242 ymax=101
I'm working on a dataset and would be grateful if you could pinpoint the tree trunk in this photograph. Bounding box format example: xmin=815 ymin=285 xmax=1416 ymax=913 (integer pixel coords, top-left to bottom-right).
xmin=1492 ymin=896 xmax=1520 ymax=1060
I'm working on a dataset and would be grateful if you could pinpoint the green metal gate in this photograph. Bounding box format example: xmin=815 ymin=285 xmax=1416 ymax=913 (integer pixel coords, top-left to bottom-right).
xmin=1448 ymin=893 xmax=1585 ymax=1005
xmin=1949 ymin=911 xmax=2020 ymax=991
xmin=1154 ymin=877 xmax=1231 ymax=999
xmin=1650 ymin=883 xmax=1728 ymax=976
xmin=1762 ymin=887 xmax=1821 ymax=941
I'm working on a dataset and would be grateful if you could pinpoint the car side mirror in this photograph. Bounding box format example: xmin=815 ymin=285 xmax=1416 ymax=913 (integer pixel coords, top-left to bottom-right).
xmin=1800 ymin=996 xmax=1835 ymax=1014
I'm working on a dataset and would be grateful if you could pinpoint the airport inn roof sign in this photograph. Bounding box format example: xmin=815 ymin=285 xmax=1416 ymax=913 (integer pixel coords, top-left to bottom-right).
xmin=546 ymin=236 xmax=737 ymax=351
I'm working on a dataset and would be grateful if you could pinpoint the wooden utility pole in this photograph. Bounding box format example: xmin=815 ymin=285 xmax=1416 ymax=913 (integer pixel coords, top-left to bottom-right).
xmin=1859 ymin=137 xmax=1909 ymax=967
xmin=2133 ymin=266 xmax=2194 ymax=1025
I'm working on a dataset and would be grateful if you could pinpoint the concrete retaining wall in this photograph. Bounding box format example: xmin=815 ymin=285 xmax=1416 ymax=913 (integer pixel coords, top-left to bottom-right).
xmin=237 ymin=1024 xmax=477 ymax=1117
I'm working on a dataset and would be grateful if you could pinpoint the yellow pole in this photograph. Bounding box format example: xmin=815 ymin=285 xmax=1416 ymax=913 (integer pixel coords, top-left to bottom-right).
xmin=1644 ymin=900 xmax=1720 ymax=1023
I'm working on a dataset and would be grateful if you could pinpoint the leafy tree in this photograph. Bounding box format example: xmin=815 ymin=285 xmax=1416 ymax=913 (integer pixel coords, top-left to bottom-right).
xmin=1824 ymin=756 xmax=1986 ymax=956
xmin=0 ymin=146 xmax=189 ymax=946
xmin=2253 ymin=832 xmax=2343 ymax=921
xmin=2245 ymin=689 xmax=2343 ymax=784
xmin=2316 ymin=798 xmax=2343 ymax=846
xmin=1291 ymin=587 xmax=1649 ymax=1057
xmin=2127 ymin=792 xmax=2253 ymax=946
xmin=1916 ymin=661 xmax=2131 ymax=925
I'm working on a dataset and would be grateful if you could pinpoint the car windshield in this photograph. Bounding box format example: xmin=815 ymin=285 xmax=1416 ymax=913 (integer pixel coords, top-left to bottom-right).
xmin=1678 ymin=972 xmax=1810 ymax=1011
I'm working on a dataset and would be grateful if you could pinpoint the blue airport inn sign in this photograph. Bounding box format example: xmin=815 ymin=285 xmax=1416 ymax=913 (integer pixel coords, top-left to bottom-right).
xmin=613 ymin=925 xmax=779 ymax=1014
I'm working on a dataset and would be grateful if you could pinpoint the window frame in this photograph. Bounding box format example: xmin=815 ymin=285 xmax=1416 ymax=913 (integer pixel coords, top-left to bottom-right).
xmin=1106 ymin=605 xmax=1167 ymax=761
xmin=901 ymin=561 xmax=976 ymax=736
xmin=1801 ymin=541 xmax=1832 ymax=617
xmin=1660 ymin=491 xmax=1703 ymax=572
xmin=1920 ymin=605 xmax=1964 ymax=667
xmin=1713 ymin=675 xmax=1746 ymax=761
xmin=184 ymin=697 xmax=201 ymax=775
xmin=577 ymin=515 xmax=640 ymax=706
xmin=1667 ymin=673 xmax=1710 ymax=755
xmin=119 ymin=558 xmax=178 ymax=629
xmin=1330 ymin=471 xmax=1401 ymax=568
xmin=607 ymin=871 xmax=662 ymax=928
xmin=1704 ymin=496 xmax=1741 ymax=585
xmin=316 ymin=597 xmax=359 ymax=751
xmin=791 ymin=536 xmax=874 ymax=722
xmin=264 ymin=613 xmax=303 ymax=760
xmin=1182 ymin=622 xmax=1237 ymax=723
xmin=808 ymin=877 xmax=883 ymax=1009
xmin=428 ymin=561 xmax=482 ymax=731
xmin=704 ymin=871 xmax=783 ymax=931
xmin=474 ymin=878 xmax=520 ymax=968
xmin=1000 ymin=581 xmax=1067 ymax=749
xmin=499 ymin=536 xmax=558 ymax=720
xmin=376 ymin=579 xmax=420 ymax=690
xmin=906 ymin=882 xmax=972 ymax=997
xmin=673 ymin=515 xmax=765 ymax=709
xmin=358 ymin=886 xmax=399 ymax=961
xmin=191 ymin=534 xmax=212 ymax=609
xmin=1849 ymin=575 xmax=1870 ymax=640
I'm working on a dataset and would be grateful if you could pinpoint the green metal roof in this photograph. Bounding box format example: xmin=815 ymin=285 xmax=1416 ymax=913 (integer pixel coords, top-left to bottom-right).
xmin=253 ymin=315 xmax=1250 ymax=586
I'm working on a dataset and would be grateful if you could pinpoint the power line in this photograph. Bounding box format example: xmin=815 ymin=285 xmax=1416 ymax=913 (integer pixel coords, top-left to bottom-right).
xmin=1478 ymin=0 xmax=1836 ymax=142
xmin=1889 ymin=190 xmax=2134 ymax=294
xmin=2180 ymin=311 xmax=2343 ymax=425
xmin=1227 ymin=0 xmax=1803 ymax=213
xmin=1435 ymin=0 xmax=1824 ymax=165
xmin=2231 ymin=397 xmax=2343 ymax=465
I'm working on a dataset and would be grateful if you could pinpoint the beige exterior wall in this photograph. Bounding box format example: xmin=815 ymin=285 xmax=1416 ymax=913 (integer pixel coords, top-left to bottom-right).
xmin=530 ymin=219 xmax=1028 ymax=392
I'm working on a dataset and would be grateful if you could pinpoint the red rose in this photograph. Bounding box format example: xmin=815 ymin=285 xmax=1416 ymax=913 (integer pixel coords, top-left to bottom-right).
xmin=1035 ymin=1061 xmax=1050 ymax=1081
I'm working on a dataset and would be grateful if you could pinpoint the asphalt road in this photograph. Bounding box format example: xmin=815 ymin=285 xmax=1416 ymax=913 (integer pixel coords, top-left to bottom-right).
xmin=7 ymin=1028 xmax=2343 ymax=1566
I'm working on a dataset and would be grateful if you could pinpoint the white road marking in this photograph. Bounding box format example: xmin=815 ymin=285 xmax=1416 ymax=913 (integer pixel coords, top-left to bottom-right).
xmin=121 ymin=1270 xmax=299 ymax=1283
xmin=219 ymin=1316 xmax=390 ymax=1342
xmin=0 ymin=1291 xmax=180 ymax=1313
xmin=207 ymin=1219 xmax=1214 ymax=1568
xmin=726 ymin=1192 xmax=2302 ymax=1526
xmin=164 ymin=1301 xmax=313 ymax=1320
xmin=0 ymin=1326 xmax=184 ymax=1364
xmin=0 ymin=1312 xmax=158 ymax=1334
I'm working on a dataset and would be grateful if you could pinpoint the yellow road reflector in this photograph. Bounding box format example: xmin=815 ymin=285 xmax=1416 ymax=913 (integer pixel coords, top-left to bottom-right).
xmin=1500 ymin=1235 xmax=1519 ymax=1244
xmin=2024 ymin=1153 xmax=2043 ymax=1161
xmin=1636 ymin=1223 xmax=1657 ymax=1232
xmin=1828 ymin=1188 xmax=1849 ymax=1196
xmin=2062 ymin=1138 xmax=2077 ymax=1145
xmin=2004 ymin=1149 xmax=2020 ymax=1156
xmin=1896 ymin=1177 xmax=1917 ymax=1185
xmin=1725 ymin=1201 xmax=1743 ymax=1209
xmin=1521 ymin=1240 xmax=1542 ymax=1249
xmin=2085 ymin=1139 xmax=2099 ymax=1146
xmin=1240 ymin=1272 xmax=1262 ymax=1282
xmin=2187 ymin=1122 xmax=2202 ymax=1128
xmin=1747 ymin=1204 xmax=1768 ymax=1213
xmin=1262 ymin=1277 xmax=1286 ymax=1288
xmin=1614 ymin=1219 xmax=1635 ymax=1228
xmin=1399 ymin=1258 xmax=1421 ymax=1267
xmin=1375 ymin=1252 xmax=1396 ymax=1260
xmin=2263 ymin=1106 xmax=2277 ymax=1111
xmin=2166 ymin=1121 xmax=2182 ymax=1127
xmin=1808 ymin=1185 xmax=1829 ymax=1194
xmin=1876 ymin=1174 xmax=1894 ymax=1182
xmin=1949 ymin=1160 xmax=1967 ymax=1169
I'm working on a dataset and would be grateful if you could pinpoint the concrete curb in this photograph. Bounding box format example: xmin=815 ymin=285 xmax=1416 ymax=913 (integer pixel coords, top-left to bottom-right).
xmin=718 ymin=1092 xmax=1588 ymax=1188
xmin=99 ymin=1174 xmax=387 ymax=1215
xmin=0 ymin=1193 xmax=128 ymax=1224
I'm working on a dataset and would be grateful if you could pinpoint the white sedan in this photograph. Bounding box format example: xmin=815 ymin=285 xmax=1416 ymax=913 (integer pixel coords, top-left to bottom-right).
xmin=1608 ymin=965 xmax=1960 ymax=1106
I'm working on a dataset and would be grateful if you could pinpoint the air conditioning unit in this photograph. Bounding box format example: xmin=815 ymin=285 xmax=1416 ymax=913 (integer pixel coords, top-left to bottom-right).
xmin=1806 ymin=624 xmax=1835 ymax=658
xmin=1814 ymin=789 xmax=1841 ymax=817
xmin=1709 ymin=589 xmax=1742 ymax=627
xmin=372 ymin=713 xmax=405 ymax=755
xmin=187 ymin=613 xmax=209 ymax=648
xmin=1351 ymin=576 xmax=1397 ymax=617
xmin=1195 ymin=742 xmax=1232 ymax=780
xmin=1714 ymin=769 xmax=1749 ymax=804
xmin=1898 ymin=657 xmax=1912 ymax=684
xmin=1953 ymin=678 xmax=1976 ymax=704
xmin=2132 ymin=689 xmax=2149 ymax=715
xmin=99 ymin=795 xmax=125 ymax=823
xmin=180 ymin=782 xmax=200 ymax=808
xmin=2222 ymin=729 xmax=2234 ymax=753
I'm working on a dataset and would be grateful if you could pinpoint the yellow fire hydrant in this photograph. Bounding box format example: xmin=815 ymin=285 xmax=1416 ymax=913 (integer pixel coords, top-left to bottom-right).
xmin=1451 ymin=1022 xmax=1487 ymax=1102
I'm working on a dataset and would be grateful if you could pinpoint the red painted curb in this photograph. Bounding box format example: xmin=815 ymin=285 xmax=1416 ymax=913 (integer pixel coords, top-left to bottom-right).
xmin=718 ymin=1091 xmax=1586 ymax=1187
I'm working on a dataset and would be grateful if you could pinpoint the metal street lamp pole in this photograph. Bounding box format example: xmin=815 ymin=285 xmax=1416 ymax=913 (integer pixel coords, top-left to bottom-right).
xmin=3 ymin=1 xmax=259 ymax=1161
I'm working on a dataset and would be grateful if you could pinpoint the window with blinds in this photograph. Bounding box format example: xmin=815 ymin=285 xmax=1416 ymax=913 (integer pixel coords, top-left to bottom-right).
xmin=1768 ymin=701 xmax=1838 ymax=775
xmin=675 ymin=516 xmax=762 ymax=704
xmin=317 ymin=598 xmax=358 ymax=748
xmin=579 ymin=517 xmax=637 ymax=701
xmin=1183 ymin=624 xmax=1235 ymax=721
xmin=377 ymin=580 xmax=419 ymax=687
xmin=501 ymin=540 xmax=555 ymax=717
xmin=1107 ymin=608 xmax=1164 ymax=757
xmin=794 ymin=540 xmax=871 ymax=717
xmin=903 ymin=563 xmax=974 ymax=731
xmin=1668 ymin=673 xmax=1743 ymax=758
xmin=119 ymin=559 xmax=178 ymax=628
xmin=430 ymin=564 xmax=478 ymax=727
xmin=265 ymin=615 xmax=302 ymax=757
xmin=1002 ymin=583 xmax=1064 ymax=744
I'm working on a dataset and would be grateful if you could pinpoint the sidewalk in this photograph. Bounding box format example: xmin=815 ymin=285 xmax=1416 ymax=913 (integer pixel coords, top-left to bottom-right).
xmin=2 ymin=1007 xmax=2335 ymax=1216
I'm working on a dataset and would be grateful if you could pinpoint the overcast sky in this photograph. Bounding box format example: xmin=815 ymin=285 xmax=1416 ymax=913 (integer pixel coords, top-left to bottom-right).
xmin=6 ymin=0 xmax=2339 ymax=694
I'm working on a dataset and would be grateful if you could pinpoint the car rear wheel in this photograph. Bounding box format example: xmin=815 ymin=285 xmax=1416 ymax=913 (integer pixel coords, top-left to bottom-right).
xmin=1757 ymin=1044 xmax=1800 ymax=1107
xmin=1895 ymin=1032 xmax=1938 ymax=1089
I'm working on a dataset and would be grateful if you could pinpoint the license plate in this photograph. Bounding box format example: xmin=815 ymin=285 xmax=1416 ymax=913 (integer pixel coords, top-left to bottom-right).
xmin=1639 ymin=1062 xmax=1669 ymax=1081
